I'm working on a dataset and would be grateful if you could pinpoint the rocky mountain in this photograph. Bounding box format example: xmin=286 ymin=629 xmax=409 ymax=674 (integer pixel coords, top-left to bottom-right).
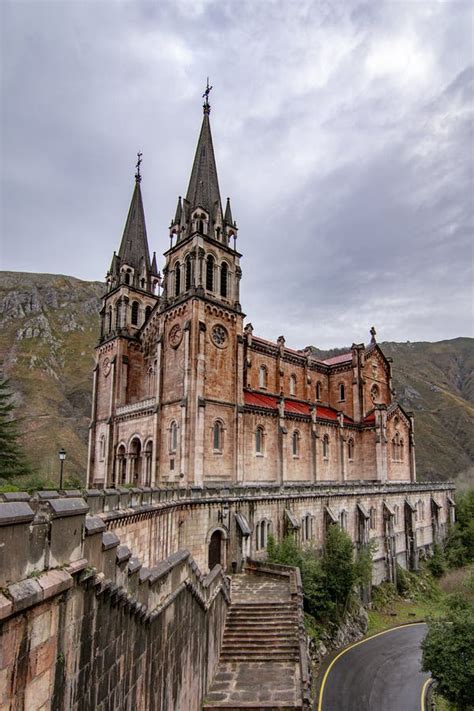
xmin=0 ymin=271 xmax=472 ymax=487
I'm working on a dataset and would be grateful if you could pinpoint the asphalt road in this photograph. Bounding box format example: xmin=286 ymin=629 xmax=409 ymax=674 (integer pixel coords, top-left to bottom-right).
xmin=318 ymin=623 xmax=430 ymax=711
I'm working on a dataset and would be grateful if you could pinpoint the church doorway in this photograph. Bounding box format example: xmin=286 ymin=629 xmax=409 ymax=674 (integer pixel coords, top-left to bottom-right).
xmin=208 ymin=530 xmax=223 ymax=570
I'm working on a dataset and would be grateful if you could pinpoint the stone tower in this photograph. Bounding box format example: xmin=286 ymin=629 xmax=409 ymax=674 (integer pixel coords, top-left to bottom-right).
xmin=156 ymin=93 xmax=245 ymax=485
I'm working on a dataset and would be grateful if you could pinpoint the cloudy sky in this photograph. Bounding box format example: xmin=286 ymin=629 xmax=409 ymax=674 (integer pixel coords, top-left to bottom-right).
xmin=1 ymin=0 xmax=473 ymax=349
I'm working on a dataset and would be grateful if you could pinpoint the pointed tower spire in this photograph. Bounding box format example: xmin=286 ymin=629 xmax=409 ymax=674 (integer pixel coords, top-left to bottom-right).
xmin=117 ymin=154 xmax=151 ymax=276
xmin=224 ymin=197 xmax=233 ymax=225
xmin=174 ymin=196 xmax=183 ymax=225
xmin=185 ymin=80 xmax=222 ymax=223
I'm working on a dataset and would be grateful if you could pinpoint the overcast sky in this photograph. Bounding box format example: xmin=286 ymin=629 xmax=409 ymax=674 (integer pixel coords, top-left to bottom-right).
xmin=1 ymin=0 xmax=473 ymax=349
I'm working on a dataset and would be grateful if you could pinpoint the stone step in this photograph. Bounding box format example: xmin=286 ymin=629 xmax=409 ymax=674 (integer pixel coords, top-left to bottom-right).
xmin=225 ymin=619 xmax=296 ymax=627
xmin=224 ymin=630 xmax=298 ymax=638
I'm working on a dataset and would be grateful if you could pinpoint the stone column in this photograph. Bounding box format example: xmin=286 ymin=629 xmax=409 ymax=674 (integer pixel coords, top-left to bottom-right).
xmin=278 ymin=396 xmax=286 ymax=484
xmin=310 ymin=406 xmax=318 ymax=483
xmin=338 ymin=411 xmax=346 ymax=482
xmin=86 ymin=364 xmax=99 ymax=486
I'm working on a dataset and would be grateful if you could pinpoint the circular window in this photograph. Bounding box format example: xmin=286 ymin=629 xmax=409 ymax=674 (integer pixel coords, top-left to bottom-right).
xmin=103 ymin=357 xmax=111 ymax=376
xmin=211 ymin=324 xmax=228 ymax=348
xmin=169 ymin=323 xmax=183 ymax=349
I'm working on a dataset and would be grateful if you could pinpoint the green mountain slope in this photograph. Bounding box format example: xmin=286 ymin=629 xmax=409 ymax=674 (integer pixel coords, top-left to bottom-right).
xmin=0 ymin=271 xmax=472 ymax=486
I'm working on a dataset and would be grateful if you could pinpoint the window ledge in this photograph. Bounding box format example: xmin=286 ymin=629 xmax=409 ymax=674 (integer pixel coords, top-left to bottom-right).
xmin=255 ymin=452 xmax=264 ymax=458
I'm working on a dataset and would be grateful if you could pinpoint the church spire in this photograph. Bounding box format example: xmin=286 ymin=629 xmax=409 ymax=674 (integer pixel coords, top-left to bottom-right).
xmin=117 ymin=155 xmax=151 ymax=273
xmin=184 ymin=80 xmax=223 ymax=224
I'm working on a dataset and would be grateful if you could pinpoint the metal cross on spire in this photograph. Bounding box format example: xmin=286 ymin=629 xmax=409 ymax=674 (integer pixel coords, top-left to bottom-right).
xmin=135 ymin=152 xmax=143 ymax=182
xmin=202 ymin=77 xmax=213 ymax=113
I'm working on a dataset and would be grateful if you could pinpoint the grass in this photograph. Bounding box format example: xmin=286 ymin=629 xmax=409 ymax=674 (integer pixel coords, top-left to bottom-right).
xmin=367 ymin=563 xmax=473 ymax=635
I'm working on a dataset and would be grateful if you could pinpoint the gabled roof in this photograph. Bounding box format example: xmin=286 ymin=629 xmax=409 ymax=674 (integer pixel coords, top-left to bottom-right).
xmin=117 ymin=178 xmax=151 ymax=272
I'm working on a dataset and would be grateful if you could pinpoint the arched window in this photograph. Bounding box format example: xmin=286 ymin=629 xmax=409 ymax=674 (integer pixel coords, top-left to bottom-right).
xmin=117 ymin=444 xmax=127 ymax=484
xmin=392 ymin=433 xmax=402 ymax=462
xmin=175 ymin=262 xmax=181 ymax=296
xmin=369 ymin=507 xmax=377 ymax=530
xmin=124 ymin=272 xmax=130 ymax=285
xmin=316 ymin=381 xmax=322 ymax=401
xmin=141 ymin=278 xmax=145 ymax=289
xmin=394 ymin=505 xmax=400 ymax=526
xmin=347 ymin=438 xmax=354 ymax=461
xmin=322 ymin=434 xmax=329 ymax=459
xmin=292 ymin=430 xmax=300 ymax=457
xmin=339 ymin=383 xmax=345 ymax=401
xmin=185 ymin=256 xmax=192 ymax=290
xmin=206 ymin=255 xmax=215 ymax=291
xmin=145 ymin=305 xmax=152 ymax=322
xmin=256 ymin=520 xmax=271 ymax=550
xmin=371 ymin=384 xmax=380 ymax=403
xmin=302 ymin=514 xmax=313 ymax=542
xmin=131 ymin=301 xmax=139 ymax=326
xmin=220 ymin=262 xmax=228 ymax=297
xmin=115 ymin=300 xmax=121 ymax=329
xmin=259 ymin=365 xmax=268 ymax=389
xmin=169 ymin=421 xmax=178 ymax=453
xmin=339 ymin=510 xmax=348 ymax=531
xmin=255 ymin=426 xmax=264 ymax=455
xmin=213 ymin=421 xmax=223 ymax=452
xmin=197 ymin=218 xmax=204 ymax=233
xmin=289 ymin=374 xmax=296 ymax=396
xmin=99 ymin=434 xmax=106 ymax=461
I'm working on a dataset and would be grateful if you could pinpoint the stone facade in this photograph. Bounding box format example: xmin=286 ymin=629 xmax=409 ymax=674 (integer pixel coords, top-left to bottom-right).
xmin=87 ymin=100 xmax=416 ymax=492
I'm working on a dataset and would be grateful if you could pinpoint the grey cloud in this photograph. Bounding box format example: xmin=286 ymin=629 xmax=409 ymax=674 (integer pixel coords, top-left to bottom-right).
xmin=1 ymin=0 xmax=472 ymax=349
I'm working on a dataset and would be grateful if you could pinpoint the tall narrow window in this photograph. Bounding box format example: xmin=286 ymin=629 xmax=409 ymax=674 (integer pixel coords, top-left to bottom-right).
xmin=316 ymin=381 xmax=322 ymax=401
xmin=260 ymin=521 xmax=266 ymax=550
xmin=292 ymin=430 xmax=300 ymax=457
xmin=206 ymin=255 xmax=214 ymax=291
xmin=371 ymin=384 xmax=380 ymax=403
xmin=185 ymin=256 xmax=192 ymax=290
xmin=213 ymin=421 xmax=223 ymax=452
xmin=99 ymin=434 xmax=106 ymax=461
xmin=339 ymin=383 xmax=345 ymax=401
xmin=131 ymin=301 xmax=139 ymax=326
xmin=220 ymin=262 xmax=228 ymax=297
xmin=400 ymin=439 xmax=404 ymax=462
xmin=197 ymin=218 xmax=204 ymax=233
xmin=108 ymin=307 xmax=112 ymax=333
xmin=394 ymin=505 xmax=399 ymax=526
xmin=175 ymin=263 xmax=181 ymax=296
xmin=115 ymin=300 xmax=121 ymax=329
xmin=348 ymin=438 xmax=354 ymax=461
xmin=259 ymin=365 xmax=268 ymax=389
xmin=145 ymin=305 xmax=152 ymax=322
xmin=124 ymin=272 xmax=130 ymax=285
xmin=339 ymin=510 xmax=347 ymax=531
xmin=255 ymin=426 xmax=264 ymax=455
xmin=170 ymin=421 xmax=178 ymax=453
xmin=322 ymin=434 xmax=329 ymax=459
xmin=370 ymin=507 xmax=377 ymax=530
xmin=289 ymin=374 xmax=296 ymax=396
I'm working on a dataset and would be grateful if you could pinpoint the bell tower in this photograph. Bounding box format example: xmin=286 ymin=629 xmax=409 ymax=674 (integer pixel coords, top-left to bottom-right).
xmin=88 ymin=157 xmax=160 ymax=487
xmin=157 ymin=85 xmax=245 ymax=486
xmin=161 ymin=85 xmax=242 ymax=312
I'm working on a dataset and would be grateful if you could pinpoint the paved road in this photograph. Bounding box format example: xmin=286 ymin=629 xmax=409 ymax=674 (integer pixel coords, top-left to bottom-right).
xmin=318 ymin=623 xmax=430 ymax=711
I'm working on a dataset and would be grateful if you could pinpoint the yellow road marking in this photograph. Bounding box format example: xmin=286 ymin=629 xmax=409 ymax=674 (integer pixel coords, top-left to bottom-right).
xmin=421 ymin=677 xmax=433 ymax=711
xmin=317 ymin=622 xmax=426 ymax=711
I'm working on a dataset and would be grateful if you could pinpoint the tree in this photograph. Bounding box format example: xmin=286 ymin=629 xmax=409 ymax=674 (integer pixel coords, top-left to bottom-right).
xmin=0 ymin=374 xmax=30 ymax=479
xmin=422 ymin=599 xmax=474 ymax=710
xmin=321 ymin=524 xmax=356 ymax=617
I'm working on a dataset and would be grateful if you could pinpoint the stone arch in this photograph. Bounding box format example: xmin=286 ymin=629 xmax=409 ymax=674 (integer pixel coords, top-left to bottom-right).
xmin=128 ymin=435 xmax=142 ymax=485
xmin=207 ymin=525 xmax=228 ymax=571
xmin=116 ymin=442 xmax=127 ymax=485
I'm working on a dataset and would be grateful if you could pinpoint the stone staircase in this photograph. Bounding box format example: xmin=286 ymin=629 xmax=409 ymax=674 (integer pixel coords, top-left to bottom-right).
xmin=203 ymin=572 xmax=303 ymax=709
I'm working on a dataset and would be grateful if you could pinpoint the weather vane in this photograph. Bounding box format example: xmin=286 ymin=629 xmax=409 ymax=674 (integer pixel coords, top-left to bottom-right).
xmin=202 ymin=77 xmax=213 ymax=109
xmin=135 ymin=152 xmax=143 ymax=182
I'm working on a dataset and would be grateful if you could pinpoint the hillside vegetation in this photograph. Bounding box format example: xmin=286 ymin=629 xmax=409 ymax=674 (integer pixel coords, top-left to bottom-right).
xmin=0 ymin=270 xmax=472 ymax=486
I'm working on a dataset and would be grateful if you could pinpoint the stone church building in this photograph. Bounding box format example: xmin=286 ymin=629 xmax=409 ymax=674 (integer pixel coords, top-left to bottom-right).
xmin=87 ymin=93 xmax=453 ymax=580
xmin=88 ymin=96 xmax=415 ymax=492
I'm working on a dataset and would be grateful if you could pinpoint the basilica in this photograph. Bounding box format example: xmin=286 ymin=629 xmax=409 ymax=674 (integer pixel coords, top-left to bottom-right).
xmin=87 ymin=95 xmax=416 ymax=492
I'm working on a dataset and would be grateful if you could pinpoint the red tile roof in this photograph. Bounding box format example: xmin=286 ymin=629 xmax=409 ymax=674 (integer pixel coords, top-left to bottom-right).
xmin=322 ymin=352 xmax=352 ymax=366
xmin=364 ymin=412 xmax=376 ymax=424
xmin=243 ymin=391 xmax=353 ymax=423
xmin=243 ymin=391 xmax=278 ymax=410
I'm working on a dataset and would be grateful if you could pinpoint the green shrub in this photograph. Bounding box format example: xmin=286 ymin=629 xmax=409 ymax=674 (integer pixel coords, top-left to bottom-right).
xmin=427 ymin=544 xmax=446 ymax=578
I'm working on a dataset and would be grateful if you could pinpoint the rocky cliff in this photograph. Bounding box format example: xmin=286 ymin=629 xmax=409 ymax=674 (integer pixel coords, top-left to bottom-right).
xmin=0 ymin=271 xmax=472 ymax=486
